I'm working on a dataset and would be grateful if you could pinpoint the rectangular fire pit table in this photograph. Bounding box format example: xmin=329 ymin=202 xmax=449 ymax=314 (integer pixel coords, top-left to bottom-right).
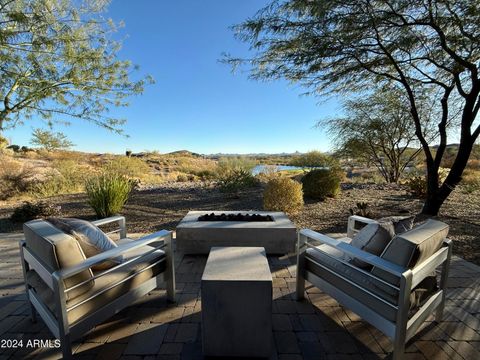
xmin=176 ymin=210 xmax=296 ymax=254
xmin=201 ymin=246 xmax=272 ymax=358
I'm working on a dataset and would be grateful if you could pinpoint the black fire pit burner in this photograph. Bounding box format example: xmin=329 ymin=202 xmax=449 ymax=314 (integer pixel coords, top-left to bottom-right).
xmin=198 ymin=213 xmax=274 ymax=222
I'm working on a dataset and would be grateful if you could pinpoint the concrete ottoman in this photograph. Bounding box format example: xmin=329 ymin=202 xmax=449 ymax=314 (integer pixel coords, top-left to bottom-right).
xmin=201 ymin=247 xmax=272 ymax=357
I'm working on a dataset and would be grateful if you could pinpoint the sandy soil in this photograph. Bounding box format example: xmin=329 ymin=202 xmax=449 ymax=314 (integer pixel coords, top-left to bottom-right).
xmin=1 ymin=181 xmax=479 ymax=265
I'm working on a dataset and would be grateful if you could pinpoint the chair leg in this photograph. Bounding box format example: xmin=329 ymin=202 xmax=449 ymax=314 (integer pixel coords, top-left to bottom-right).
xmin=29 ymin=302 xmax=37 ymax=323
xmin=166 ymin=277 xmax=176 ymax=303
xmin=295 ymin=274 xmax=305 ymax=301
xmin=295 ymin=234 xmax=306 ymax=301
xmin=393 ymin=327 xmax=406 ymax=360
xmin=60 ymin=333 xmax=72 ymax=359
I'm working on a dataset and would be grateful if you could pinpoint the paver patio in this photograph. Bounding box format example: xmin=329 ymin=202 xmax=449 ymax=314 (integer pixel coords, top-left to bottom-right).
xmin=0 ymin=232 xmax=479 ymax=359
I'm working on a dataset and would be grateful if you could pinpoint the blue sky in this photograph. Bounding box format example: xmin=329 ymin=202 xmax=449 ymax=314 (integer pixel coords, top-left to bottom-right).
xmin=4 ymin=0 xmax=340 ymax=155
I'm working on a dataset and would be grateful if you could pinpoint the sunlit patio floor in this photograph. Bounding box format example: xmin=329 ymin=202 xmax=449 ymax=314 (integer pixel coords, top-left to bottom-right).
xmin=1 ymin=232 xmax=479 ymax=359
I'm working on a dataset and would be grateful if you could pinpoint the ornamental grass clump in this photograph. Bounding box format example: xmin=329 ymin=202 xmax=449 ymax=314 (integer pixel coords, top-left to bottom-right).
xmin=85 ymin=172 xmax=135 ymax=218
xmin=263 ymin=177 xmax=304 ymax=214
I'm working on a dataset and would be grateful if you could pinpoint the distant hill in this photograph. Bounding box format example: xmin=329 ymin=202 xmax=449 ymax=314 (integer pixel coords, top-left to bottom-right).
xmin=165 ymin=150 xmax=202 ymax=157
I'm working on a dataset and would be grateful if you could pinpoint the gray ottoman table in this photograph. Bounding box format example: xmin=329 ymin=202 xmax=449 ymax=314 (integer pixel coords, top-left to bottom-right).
xmin=201 ymin=246 xmax=272 ymax=358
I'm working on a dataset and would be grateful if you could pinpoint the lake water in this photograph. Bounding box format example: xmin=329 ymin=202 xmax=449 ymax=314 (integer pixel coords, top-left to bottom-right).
xmin=252 ymin=165 xmax=303 ymax=175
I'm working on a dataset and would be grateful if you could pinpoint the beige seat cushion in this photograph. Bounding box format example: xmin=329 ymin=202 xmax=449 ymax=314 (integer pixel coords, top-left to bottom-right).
xmin=371 ymin=219 xmax=449 ymax=286
xmin=28 ymin=240 xmax=166 ymax=325
xmin=23 ymin=220 xmax=94 ymax=301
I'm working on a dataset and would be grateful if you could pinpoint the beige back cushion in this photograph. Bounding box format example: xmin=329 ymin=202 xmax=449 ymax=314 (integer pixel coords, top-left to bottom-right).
xmin=371 ymin=219 xmax=449 ymax=285
xmin=23 ymin=220 xmax=94 ymax=300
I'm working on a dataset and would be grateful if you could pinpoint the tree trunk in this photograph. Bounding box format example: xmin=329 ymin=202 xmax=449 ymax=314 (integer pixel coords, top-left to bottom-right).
xmin=422 ymin=139 xmax=474 ymax=215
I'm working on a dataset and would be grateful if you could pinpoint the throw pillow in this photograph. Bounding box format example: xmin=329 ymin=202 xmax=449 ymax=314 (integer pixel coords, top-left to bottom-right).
xmin=350 ymin=221 xmax=395 ymax=268
xmin=379 ymin=215 xmax=415 ymax=234
xmin=47 ymin=217 xmax=120 ymax=271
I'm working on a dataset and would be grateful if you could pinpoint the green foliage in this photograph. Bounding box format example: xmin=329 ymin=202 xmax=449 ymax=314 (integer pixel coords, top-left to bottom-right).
xmin=302 ymin=169 xmax=341 ymax=200
xmin=226 ymin=0 xmax=480 ymax=215
xmin=176 ymin=174 xmax=188 ymax=182
xmin=323 ymin=85 xmax=421 ymax=183
xmin=215 ymin=157 xmax=258 ymax=192
xmin=104 ymin=156 xmax=151 ymax=179
xmin=0 ymin=0 xmax=152 ymax=133
xmin=10 ymin=201 xmax=61 ymax=223
xmin=33 ymin=160 xmax=87 ymax=198
xmin=263 ymin=177 xmax=303 ymax=214
xmin=405 ymin=168 xmax=449 ymax=198
xmin=30 ymin=128 xmax=74 ymax=151
xmin=217 ymin=169 xmax=257 ymax=193
xmin=216 ymin=157 xmax=257 ymax=176
xmin=290 ymin=151 xmax=335 ymax=169
xmin=7 ymin=144 xmax=20 ymax=152
xmin=349 ymin=202 xmax=372 ymax=218
xmin=85 ymin=172 xmax=135 ymax=218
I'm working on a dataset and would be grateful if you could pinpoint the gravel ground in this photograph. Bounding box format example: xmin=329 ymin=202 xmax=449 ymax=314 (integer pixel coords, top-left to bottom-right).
xmin=1 ymin=181 xmax=479 ymax=265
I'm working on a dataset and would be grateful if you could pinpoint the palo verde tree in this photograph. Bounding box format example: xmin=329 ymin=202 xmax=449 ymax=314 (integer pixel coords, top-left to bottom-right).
xmin=0 ymin=0 xmax=152 ymax=134
xmin=30 ymin=128 xmax=74 ymax=151
xmin=225 ymin=0 xmax=480 ymax=215
xmin=324 ymin=86 xmax=423 ymax=183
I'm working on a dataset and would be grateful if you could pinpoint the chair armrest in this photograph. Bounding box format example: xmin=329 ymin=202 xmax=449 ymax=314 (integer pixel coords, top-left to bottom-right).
xmin=300 ymin=228 xmax=404 ymax=277
xmin=91 ymin=215 xmax=126 ymax=239
xmin=53 ymin=230 xmax=171 ymax=281
xmin=410 ymin=240 xmax=451 ymax=288
xmin=347 ymin=215 xmax=378 ymax=238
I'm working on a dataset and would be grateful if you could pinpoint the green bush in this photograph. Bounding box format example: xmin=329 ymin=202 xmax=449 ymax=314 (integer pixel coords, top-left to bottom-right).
xmin=217 ymin=168 xmax=257 ymax=193
xmin=85 ymin=172 xmax=135 ymax=218
xmin=263 ymin=177 xmax=304 ymax=214
xmin=405 ymin=167 xmax=449 ymax=198
xmin=104 ymin=156 xmax=151 ymax=179
xmin=10 ymin=201 xmax=61 ymax=223
xmin=176 ymin=174 xmax=188 ymax=182
xmin=33 ymin=160 xmax=87 ymax=198
xmin=302 ymin=169 xmax=341 ymax=200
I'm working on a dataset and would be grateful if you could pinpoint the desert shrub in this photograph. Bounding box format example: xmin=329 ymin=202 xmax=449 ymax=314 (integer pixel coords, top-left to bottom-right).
xmin=216 ymin=156 xmax=257 ymax=176
xmin=349 ymin=202 xmax=373 ymax=218
xmin=290 ymin=150 xmax=336 ymax=169
xmin=302 ymin=168 xmax=341 ymax=200
xmin=256 ymin=165 xmax=280 ymax=183
xmin=32 ymin=160 xmax=88 ymax=198
xmin=405 ymin=167 xmax=449 ymax=198
xmin=7 ymin=144 xmax=20 ymax=152
xmin=177 ymin=157 xmax=217 ymax=180
xmin=0 ymin=156 xmax=33 ymax=200
xmin=0 ymin=135 xmax=8 ymax=149
xmin=404 ymin=167 xmax=449 ymax=197
xmin=460 ymin=169 xmax=480 ymax=194
xmin=217 ymin=168 xmax=257 ymax=193
xmin=215 ymin=157 xmax=257 ymax=192
xmin=195 ymin=169 xmax=216 ymax=181
xmin=176 ymin=174 xmax=188 ymax=182
xmin=104 ymin=156 xmax=151 ymax=180
xmin=10 ymin=201 xmax=61 ymax=223
xmin=85 ymin=172 xmax=135 ymax=218
xmin=263 ymin=177 xmax=303 ymax=214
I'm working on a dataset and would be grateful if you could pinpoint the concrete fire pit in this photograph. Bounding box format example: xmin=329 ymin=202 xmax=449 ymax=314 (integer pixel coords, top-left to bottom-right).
xmin=175 ymin=211 xmax=297 ymax=254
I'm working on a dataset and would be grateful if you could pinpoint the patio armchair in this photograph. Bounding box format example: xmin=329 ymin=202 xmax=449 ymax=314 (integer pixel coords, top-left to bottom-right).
xmin=20 ymin=215 xmax=175 ymax=359
xmin=296 ymin=215 xmax=452 ymax=360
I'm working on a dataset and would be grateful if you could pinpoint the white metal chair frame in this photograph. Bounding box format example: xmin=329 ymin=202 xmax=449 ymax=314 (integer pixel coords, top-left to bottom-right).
xmin=20 ymin=215 xmax=176 ymax=359
xmin=296 ymin=215 xmax=452 ymax=360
